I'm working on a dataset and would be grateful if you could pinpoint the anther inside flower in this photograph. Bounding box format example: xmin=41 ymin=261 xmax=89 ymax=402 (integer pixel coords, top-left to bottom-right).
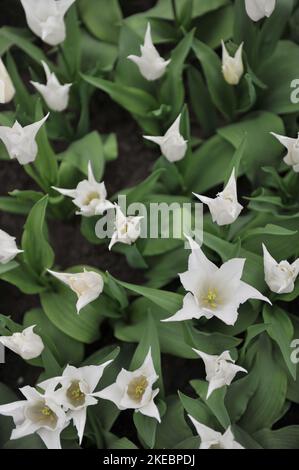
xmin=83 ymin=191 xmax=101 ymax=206
xmin=202 ymin=288 xmax=219 ymax=309
xmin=69 ymin=276 xmax=90 ymax=298
xmin=66 ymin=381 xmax=86 ymax=407
xmin=26 ymin=401 xmax=58 ymax=429
xmin=127 ymin=376 xmax=148 ymax=402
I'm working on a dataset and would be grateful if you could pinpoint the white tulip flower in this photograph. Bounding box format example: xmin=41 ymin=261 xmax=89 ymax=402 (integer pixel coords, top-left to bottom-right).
xmin=222 ymin=41 xmax=244 ymax=86
xmin=163 ymin=236 xmax=270 ymax=325
xmin=39 ymin=362 xmax=112 ymax=444
xmin=271 ymin=132 xmax=299 ymax=173
xmin=245 ymin=0 xmax=276 ymax=22
xmin=0 ymin=114 xmax=49 ymax=165
xmin=0 ymin=385 xmax=69 ymax=449
xmin=31 ymin=61 xmax=71 ymax=112
xmin=109 ymin=205 xmax=143 ymax=251
xmin=53 ymin=161 xmax=113 ymax=217
xmin=144 ymin=114 xmax=187 ymax=163
xmin=20 ymin=0 xmax=76 ymax=46
xmin=263 ymin=244 xmax=299 ymax=294
xmin=128 ymin=22 xmax=170 ymax=81
xmin=188 ymin=416 xmax=244 ymax=449
xmin=48 ymin=268 xmax=104 ymax=314
xmin=0 ymin=326 xmax=44 ymax=361
xmin=0 ymin=58 xmax=15 ymax=104
xmin=193 ymin=349 xmax=247 ymax=399
xmin=95 ymin=349 xmax=160 ymax=422
xmin=194 ymin=169 xmax=243 ymax=226
xmin=0 ymin=229 xmax=23 ymax=264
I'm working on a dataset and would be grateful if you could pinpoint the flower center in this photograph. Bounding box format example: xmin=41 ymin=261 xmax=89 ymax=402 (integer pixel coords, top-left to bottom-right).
xmin=127 ymin=375 xmax=148 ymax=402
xmin=26 ymin=401 xmax=58 ymax=429
xmin=66 ymin=381 xmax=86 ymax=407
xmin=202 ymin=288 xmax=218 ymax=309
xmin=84 ymin=191 xmax=100 ymax=205
xmin=69 ymin=277 xmax=88 ymax=297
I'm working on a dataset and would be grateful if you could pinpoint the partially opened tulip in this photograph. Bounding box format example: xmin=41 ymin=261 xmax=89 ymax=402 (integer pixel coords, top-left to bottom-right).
xmin=0 ymin=229 xmax=23 ymax=264
xmin=39 ymin=362 xmax=112 ymax=444
xmin=188 ymin=416 xmax=244 ymax=449
xmin=31 ymin=61 xmax=71 ymax=112
xmin=48 ymin=269 xmax=104 ymax=314
xmin=0 ymin=385 xmax=69 ymax=449
xmin=194 ymin=169 xmax=243 ymax=226
xmin=222 ymin=41 xmax=244 ymax=85
xmin=20 ymin=0 xmax=76 ymax=46
xmin=0 ymin=114 xmax=49 ymax=165
xmin=128 ymin=22 xmax=170 ymax=81
xmin=109 ymin=205 xmax=143 ymax=250
xmin=263 ymin=244 xmax=299 ymax=294
xmin=0 ymin=58 xmax=15 ymax=104
xmin=0 ymin=326 xmax=44 ymax=360
xmin=143 ymin=114 xmax=187 ymax=162
xmin=245 ymin=0 xmax=276 ymax=22
xmin=163 ymin=236 xmax=270 ymax=325
xmin=95 ymin=349 xmax=161 ymax=422
xmin=271 ymin=132 xmax=299 ymax=172
xmin=53 ymin=161 xmax=113 ymax=217
xmin=193 ymin=349 xmax=247 ymax=398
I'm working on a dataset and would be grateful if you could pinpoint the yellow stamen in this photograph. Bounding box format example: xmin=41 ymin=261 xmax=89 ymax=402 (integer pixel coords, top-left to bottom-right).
xmin=127 ymin=376 xmax=148 ymax=402
xmin=202 ymin=288 xmax=218 ymax=309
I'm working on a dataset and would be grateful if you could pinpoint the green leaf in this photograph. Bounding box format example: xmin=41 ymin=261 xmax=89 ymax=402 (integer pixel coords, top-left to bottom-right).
xmin=254 ymin=426 xmax=299 ymax=449
xmin=192 ymin=38 xmax=235 ymax=120
xmin=155 ymin=396 xmax=193 ymax=449
xmin=0 ymin=383 xmax=18 ymax=448
xmin=40 ymin=278 xmax=104 ymax=344
xmin=78 ymin=0 xmax=122 ymax=44
xmin=21 ymin=196 xmax=54 ymax=276
xmin=61 ymin=131 xmax=105 ymax=181
xmin=81 ymin=74 xmax=159 ymax=118
xmin=0 ymin=27 xmax=47 ymax=63
xmin=133 ymin=410 xmax=158 ymax=449
xmin=263 ymin=305 xmax=296 ymax=380
xmin=191 ymin=380 xmax=231 ymax=429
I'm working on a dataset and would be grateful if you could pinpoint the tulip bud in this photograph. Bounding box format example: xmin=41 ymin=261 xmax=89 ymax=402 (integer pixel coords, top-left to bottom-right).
xmin=263 ymin=244 xmax=299 ymax=294
xmin=143 ymin=114 xmax=187 ymax=163
xmin=0 ymin=229 xmax=23 ymax=264
xmin=128 ymin=23 xmax=170 ymax=81
xmin=0 ymin=326 xmax=44 ymax=360
xmin=271 ymin=132 xmax=299 ymax=173
xmin=0 ymin=114 xmax=49 ymax=165
xmin=20 ymin=0 xmax=76 ymax=46
xmin=31 ymin=61 xmax=71 ymax=112
xmin=222 ymin=41 xmax=244 ymax=86
xmin=0 ymin=58 xmax=15 ymax=104
xmin=194 ymin=169 xmax=243 ymax=226
xmin=245 ymin=0 xmax=276 ymax=22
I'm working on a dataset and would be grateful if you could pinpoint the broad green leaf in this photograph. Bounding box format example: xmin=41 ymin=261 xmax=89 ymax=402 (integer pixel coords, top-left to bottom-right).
xmin=155 ymin=396 xmax=193 ymax=449
xmin=21 ymin=196 xmax=54 ymax=276
xmin=78 ymin=0 xmax=122 ymax=44
xmin=254 ymin=426 xmax=299 ymax=449
xmin=191 ymin=380 xmax=231 ymax=429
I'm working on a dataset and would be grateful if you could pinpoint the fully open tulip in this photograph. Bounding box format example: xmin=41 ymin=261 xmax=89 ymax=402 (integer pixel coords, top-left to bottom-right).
xmin=0 ymin=229 xmax=23 ymax=264
xmin=0 ymin=58 xmax=15 ymax=104
xmin=0 ymin=385 xmax=69 ymax=449
xmin=53 ymin=161 xmax=113 ymax=217
xmin=0 ymin=114 xmax=49 ymax=165
xmin=188 ymin=416 xmax=244 ymax=449
xmin=163 ymin=236 xmax=270 ymax=325
xmin=263 ymin=244 xmax=299 ymax=294
xmin=193 ymin=349 xmax=247 ymax=398
xmin=221 ymin=41 xmax=244 ymax=85
xmin=194 ymin=169 xmax=243 ymax=226
xmin=245 ymin=0 xmax=276 ymax=22
xmin=20 ymin=0 xmax=76 ymax=46
xmin=109 ymin=205 xmax=143 ymax=250
xmin=48 ymin=269 xmax=104 ymax=314
xmin=128 ymin=23 xmax=170 ymax=81
xmin=31 ymin=61 xmax=71 ymax=112
xmin=0 ymin=326 xmax=44 ymax=360
xmin=39 ymin=362 xmax=112 ymax=444
xmin=144 ymin=114 xmax=187 ymax=163
xmin=95 ymin=349 xmax=160 ymax=422
xmin=271 ymin=132 xmax=299 ymax=172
